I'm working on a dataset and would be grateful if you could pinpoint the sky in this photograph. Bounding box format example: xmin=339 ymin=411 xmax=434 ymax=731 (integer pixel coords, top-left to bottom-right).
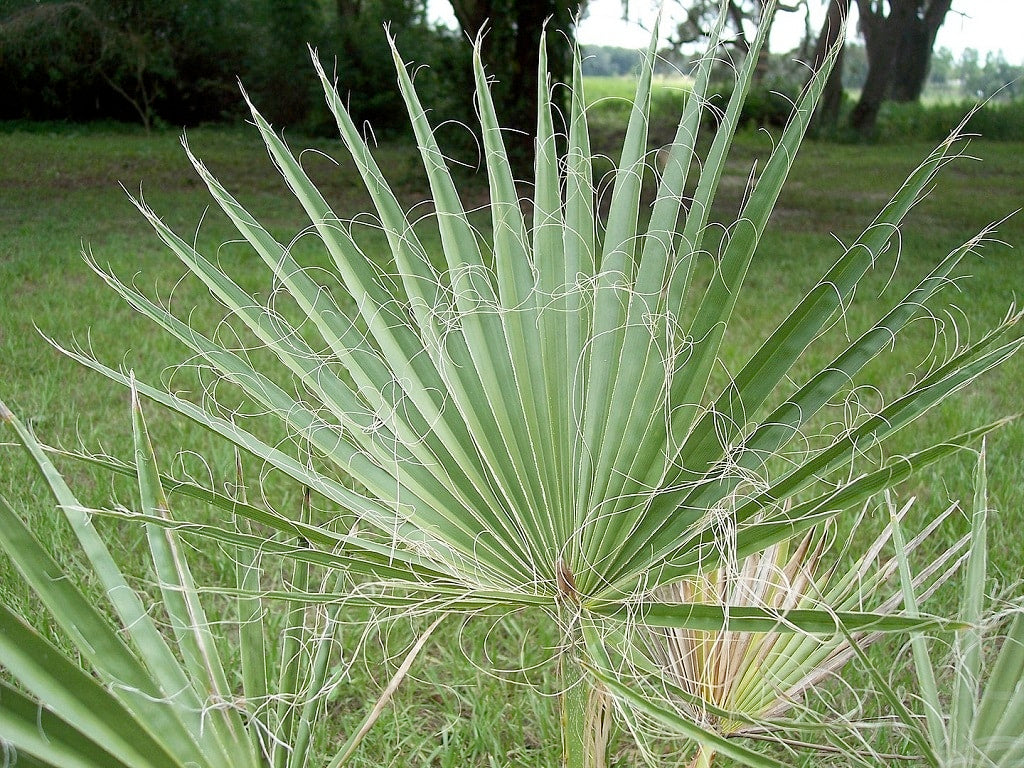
xmin=574 ymin=0 xmax=1024 ymax=64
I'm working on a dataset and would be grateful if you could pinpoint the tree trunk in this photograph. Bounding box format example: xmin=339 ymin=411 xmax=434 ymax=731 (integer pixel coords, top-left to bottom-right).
xmin=849 ymin=0 xmax=900 ymax=136
xmin=889 ymin=0 xmax=952 ymax=101
xmin=809 ymin=0 xmax=851 ymax=130
xmin=849 ymin=0 xmax=953 ymax=136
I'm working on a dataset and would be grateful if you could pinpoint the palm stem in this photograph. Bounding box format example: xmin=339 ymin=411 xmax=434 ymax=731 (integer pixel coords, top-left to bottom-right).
xmin=560 ymin=653 xmax=610 ymax=768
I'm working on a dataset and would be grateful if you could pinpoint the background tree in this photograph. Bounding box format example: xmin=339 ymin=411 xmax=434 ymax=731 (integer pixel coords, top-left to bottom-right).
xmin=808 ymin=0 xmax=849 ymax=129
xmin=250 ymin=0 xmax=320 ymax=126
xmin=0 ymin=0 xmax=467 ymax=133
xmin=666 ymin=0 xmax=810 ymax=83
xmin=926 ymin=45 xmax=955 ymax=89
xmin=850 ymin=0 xmax=953 ymax=135
xmin=581 ymin=44 xmax=642 ymax=76
xmin=961 ymin=49 xmax=1023 ymax=100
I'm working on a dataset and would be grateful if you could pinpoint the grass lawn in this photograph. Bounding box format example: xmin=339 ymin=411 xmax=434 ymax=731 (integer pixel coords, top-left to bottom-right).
xmin=1 ymin=120 xmax=1022 ymax=766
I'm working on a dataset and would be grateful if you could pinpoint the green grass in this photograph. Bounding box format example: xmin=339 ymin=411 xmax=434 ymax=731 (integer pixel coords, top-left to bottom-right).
xmin=1 ymin=123 xmax=1022 ymax=765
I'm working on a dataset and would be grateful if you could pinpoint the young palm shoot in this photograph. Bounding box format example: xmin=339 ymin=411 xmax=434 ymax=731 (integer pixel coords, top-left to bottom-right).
xmin=610 ymin=501 xmax=968 ymax=767
xmin=887 ymin=444 xmax=1024 ymax=766
xmin=3 ymin=0 xmax=1022 ymax=765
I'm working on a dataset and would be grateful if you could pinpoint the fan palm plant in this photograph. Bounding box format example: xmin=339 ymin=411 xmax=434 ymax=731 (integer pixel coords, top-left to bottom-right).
xmin=2 ymin=0 xmax=1022 ymax=765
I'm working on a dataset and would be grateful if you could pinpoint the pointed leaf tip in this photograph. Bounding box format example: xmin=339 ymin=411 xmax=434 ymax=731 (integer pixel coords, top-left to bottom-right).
xmin=128 ymin=370 xmax=141 ymax=412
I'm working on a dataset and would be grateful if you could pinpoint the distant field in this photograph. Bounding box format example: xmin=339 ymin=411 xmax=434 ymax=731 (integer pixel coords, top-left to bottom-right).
xmin=584 ymin=74 xmax=693 ymax=133
xmin=2 ymin=123 xmax=1022 ymax=765
xmin=584 ymin=74 xmax=694 ymax=101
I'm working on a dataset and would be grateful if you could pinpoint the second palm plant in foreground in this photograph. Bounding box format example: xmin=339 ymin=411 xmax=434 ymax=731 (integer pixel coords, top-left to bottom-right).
xmin=2 ymin=1 xmax=1023 ymax=764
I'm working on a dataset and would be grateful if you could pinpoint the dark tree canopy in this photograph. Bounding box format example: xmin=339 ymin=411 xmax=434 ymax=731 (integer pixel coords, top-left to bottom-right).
xmin=0 ymin=0 xmax=255 ymax=128
xmin=0 ymin=0 xmax=471 ymax=134
xmin=1 ymin=0 xmax=990 ymax=147
xmin=314 ymin=0 xmax=473 ymax=138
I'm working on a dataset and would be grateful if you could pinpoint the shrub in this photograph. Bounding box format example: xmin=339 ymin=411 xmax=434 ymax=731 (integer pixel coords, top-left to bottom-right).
xmin=819 ymin=98 xmax=1024 ymax=143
